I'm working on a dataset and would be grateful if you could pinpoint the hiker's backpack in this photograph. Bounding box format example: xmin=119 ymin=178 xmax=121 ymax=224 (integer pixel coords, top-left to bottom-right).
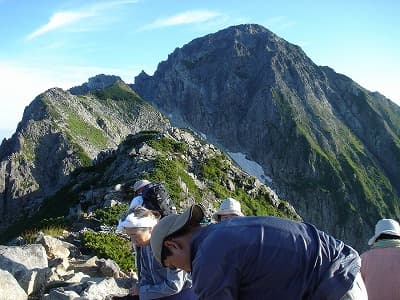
xmin=141 ymin=182 xmax=175 ymax=217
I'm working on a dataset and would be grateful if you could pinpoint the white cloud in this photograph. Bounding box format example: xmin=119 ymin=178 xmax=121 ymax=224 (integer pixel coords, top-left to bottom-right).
xmin=27 ymin=11 xmax=95 ymax=40
xmin=26 ymin=0 xmax=138 ymax=40
xmin=139 ymin=10 xmax=221 ymax=31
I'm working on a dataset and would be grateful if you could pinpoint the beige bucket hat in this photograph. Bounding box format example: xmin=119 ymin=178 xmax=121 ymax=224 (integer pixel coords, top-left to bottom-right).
xmin=212 ymin=197 xmax=243 ymax=221
xmin=150 ymin=204 xmax=204 ymax=264
xmin=368 ymin=218 xmax=400 ymax=245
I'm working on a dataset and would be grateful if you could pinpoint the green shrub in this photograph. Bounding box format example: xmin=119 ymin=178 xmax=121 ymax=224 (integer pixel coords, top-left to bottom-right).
xmin=123 ymin=132 xmax=159 ymax=150
xmin=81 ymin=231 xmax=135 ymax=272
xmin=148 ymin=137 xmax=188 ymax=154
xmin=94 ymin=204 xmax=129 ymax=226
xmin=148 ymin=156 xmax=201 ymax=205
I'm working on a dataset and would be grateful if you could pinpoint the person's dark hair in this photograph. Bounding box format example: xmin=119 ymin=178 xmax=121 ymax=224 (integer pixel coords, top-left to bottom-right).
xmin=376 ymin=233 xmax=400 ymax=241
xmin=161 ymin=224 xmax=200 ymax=262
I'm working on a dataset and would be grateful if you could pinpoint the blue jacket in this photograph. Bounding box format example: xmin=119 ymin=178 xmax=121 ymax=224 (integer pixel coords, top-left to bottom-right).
xmin=137 ymin=244 xmax=194 ymax=300
xmin=190 ymin=216 xmax=360 ymax=300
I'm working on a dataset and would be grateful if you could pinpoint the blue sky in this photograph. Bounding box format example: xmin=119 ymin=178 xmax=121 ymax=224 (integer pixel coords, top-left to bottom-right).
xmin=0 ymin=0 xmax=399 ymax=141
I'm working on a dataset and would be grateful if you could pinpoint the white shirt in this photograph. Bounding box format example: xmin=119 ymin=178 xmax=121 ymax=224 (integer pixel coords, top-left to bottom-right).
xmin=129 ymin=195 xmax=143 ymax=209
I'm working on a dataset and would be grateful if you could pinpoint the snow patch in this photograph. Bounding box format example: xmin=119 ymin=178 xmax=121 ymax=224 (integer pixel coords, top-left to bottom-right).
xmin=199 ymin=132 xmax=207 ymax=140
xmin=227 ymin=152 xmax=272 ymax=184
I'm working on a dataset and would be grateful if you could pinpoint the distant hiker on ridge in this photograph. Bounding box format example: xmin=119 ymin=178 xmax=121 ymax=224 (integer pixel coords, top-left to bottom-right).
xmin=212 ymin=197 xmax=244 ymax=222
xmin=129 ymin=180 xmax=151 ymax=209
xmin=360 ymin=218 xmax=400 ymax=300
xmin=130 ymin=180 xmax=176 ymax=218
xmin=150 ymin=204 xmax=368 ymax=300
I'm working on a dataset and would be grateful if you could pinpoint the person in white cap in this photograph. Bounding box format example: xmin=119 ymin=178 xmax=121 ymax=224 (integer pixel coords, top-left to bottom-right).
xmin=360 ymin=218 xmax=400 ymax=300
xmin=129 ymin=179 xmax=151 ymax=209
xmin=116 ymin=206 xmax=196 ymax=300
xmin=212 ymin=197 xmax=244 ymax=222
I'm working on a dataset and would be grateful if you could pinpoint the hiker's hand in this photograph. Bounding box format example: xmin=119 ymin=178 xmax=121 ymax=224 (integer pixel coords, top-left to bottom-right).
xmin=129 ymin=285 xmax=139 ymax=295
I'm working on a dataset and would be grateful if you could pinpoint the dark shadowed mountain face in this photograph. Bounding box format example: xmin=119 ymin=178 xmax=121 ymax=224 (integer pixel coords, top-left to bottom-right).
xmin=0 ymin=80 xmax=170 ymax=233
xmin=133 ymin=23 xmax=400 ymax=250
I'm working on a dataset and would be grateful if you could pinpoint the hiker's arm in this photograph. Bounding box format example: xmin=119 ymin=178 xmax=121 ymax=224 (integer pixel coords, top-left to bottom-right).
xmin=192 ymin=262 xmax=239 ymax=300
xmin=139 ymin=267 xmax=188 ymax=299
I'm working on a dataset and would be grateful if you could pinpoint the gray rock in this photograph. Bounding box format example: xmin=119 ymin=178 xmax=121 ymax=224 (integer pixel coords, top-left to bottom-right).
xmin=0 ymin=244 xmax=48 ymax=295
xmin=69 ymin=74 xmax=122 ymax=95
xmin=43 ymin=289 xmax=81 ymax=300
xmin=95 ymin=258 xmax=120 ymax=278
xmin=81 ymin=278 xmax=134 ymax=300
xmin=0 ymin=244 xmax=48 ymax=269
xmin=0 ymin=269 xmax=28 ymax=300
xmin=39 ymin=235 xmax=70 ymax=259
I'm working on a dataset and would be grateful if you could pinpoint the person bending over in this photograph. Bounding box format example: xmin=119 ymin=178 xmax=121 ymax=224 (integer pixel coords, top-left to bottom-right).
xmin=150 ymin=204 xmax=367 ymax=300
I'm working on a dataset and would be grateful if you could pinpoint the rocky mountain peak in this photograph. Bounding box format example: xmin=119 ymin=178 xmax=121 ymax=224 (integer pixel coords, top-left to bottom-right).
xmin=69 ymin=74 xmax=122 ymax=95
xmin=132 ymin=23 xmax=400 ymax=250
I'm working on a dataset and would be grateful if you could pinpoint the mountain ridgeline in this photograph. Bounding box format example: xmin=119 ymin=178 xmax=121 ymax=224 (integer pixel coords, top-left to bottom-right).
xmin=0 ymin=78 xmax=170 ymax=233
xmin=133 ymin=24 xmax=400 ymax=250
xmin=0 ymin=24 xmax=399 ymax=251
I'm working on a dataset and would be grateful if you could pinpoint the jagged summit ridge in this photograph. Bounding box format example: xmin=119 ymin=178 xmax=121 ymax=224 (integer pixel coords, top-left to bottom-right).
xmin=69 ymin=74 xmax=122 ymax=95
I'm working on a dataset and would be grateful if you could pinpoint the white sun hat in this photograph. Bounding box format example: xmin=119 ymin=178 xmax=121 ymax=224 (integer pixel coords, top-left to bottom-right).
xmin=368 ymin=218 xmax=400 ymax=245
xmin=212 ymin=197 xmax=243 ymax=221
xmin=116 ymin=213 xmax=157 ymax=232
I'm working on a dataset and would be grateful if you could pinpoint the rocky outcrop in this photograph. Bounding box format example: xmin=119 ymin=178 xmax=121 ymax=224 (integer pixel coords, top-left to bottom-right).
xmin=0 ymin=127 xmax=301 ymax=297
xmin=133 ymin=24 xmax=400 ymax=250
xmin=0 ymin=244 xmax=48 ymax=295
xmin=0 ymin=237 xmax=136 ymax=299
xmin=0 ymin=81 xmax=170 ymax=234
xmin=62 ymin=128 xmax=299 ymax=221
xmin=69 ymin=74 xmax=121 ymax=95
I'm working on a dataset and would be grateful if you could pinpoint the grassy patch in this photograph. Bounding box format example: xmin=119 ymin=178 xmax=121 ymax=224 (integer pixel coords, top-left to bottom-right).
xmin=21 ymin=224 xmax=67 ymax=244
xmin=67 ymin=115 xmax=108 ymax=149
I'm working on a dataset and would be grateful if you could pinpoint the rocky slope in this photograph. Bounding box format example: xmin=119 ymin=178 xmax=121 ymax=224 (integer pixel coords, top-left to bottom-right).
xmin=133 ymin=24 xmax=400 ymax=250
xmin=0 ymin=75 xmax=170 ymax=234
xmin=0 ymin=128 xmax=300 ymax=299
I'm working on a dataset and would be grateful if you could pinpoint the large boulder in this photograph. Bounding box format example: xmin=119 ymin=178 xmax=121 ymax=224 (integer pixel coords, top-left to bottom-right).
xmin=95 ymin=258 xmax=120 ymax=278
xmin=43 ymin=289 xmax=80 ymax=300
xmin=0 ymin=244 xmax=49 ymax=295
xmin=0 ymin=269 xmax=28 ymax=300
xmin=81 ymin=277 xmax=134 ymax=299
xmin=38 ymin=235 xmax=70 ymax=259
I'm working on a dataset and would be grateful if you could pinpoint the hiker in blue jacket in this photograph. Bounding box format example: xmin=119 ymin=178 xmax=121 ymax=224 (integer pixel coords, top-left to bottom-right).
xmin=150 ymin=204 xmax=368 ymax=300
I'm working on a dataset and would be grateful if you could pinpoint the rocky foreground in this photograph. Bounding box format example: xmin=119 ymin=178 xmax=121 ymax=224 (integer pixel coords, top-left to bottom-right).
xmin=0 ymin=128 xmax=301 ymax=299
xmin=0 ymin=229 xmax=136 ymax=300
